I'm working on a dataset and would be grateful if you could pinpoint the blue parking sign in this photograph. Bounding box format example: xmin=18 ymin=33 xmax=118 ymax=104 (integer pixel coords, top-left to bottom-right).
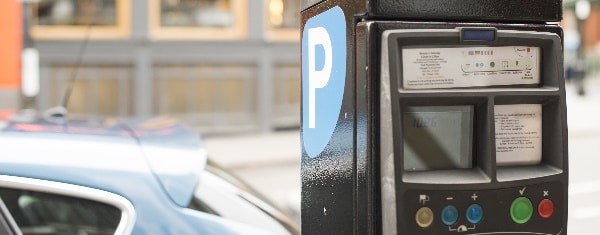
xmin=301 ymin=6 xmax=346 ymax=158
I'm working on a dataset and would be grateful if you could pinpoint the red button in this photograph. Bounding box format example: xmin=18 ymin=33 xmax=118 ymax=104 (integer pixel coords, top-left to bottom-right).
xmin=538 ymin=199 xmax=554 ymax=219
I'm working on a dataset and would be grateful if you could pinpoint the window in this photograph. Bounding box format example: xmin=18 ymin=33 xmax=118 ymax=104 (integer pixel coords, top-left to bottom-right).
xmin=0 ymin=188 xmax=121 ymax=235
xmin=150 ymin=0 xmax=248 ymax=40
xmin=265 ymin=0 xmax=300 ymax=41
xmin=153 ymin=64 xmax=257 ymax=132
xmin=46 ymin=65 xmax=134 ymax=117
xmin=273 ymin=64 xmax=300 ymax=127
xmin=30 ymin=0 xmax=130 ymax=39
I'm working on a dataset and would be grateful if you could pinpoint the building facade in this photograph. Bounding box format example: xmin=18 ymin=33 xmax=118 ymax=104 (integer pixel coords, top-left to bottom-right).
xmin=23 ymin=0 xmax=300 ymax=134
xmin=563 ymin=0 xmax=600 ymax=77
xmin=12 ymin=0 xmax=598 ymax=134
xmin=0 ymin=1 xmax=21 ymax=110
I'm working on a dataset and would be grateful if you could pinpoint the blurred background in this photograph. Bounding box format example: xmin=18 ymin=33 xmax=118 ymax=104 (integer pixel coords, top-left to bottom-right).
xmin=1 ymin=0 xmax=301 ymax=134
xmin=0 ymin=0 xmax=599 ymax=229
xmin=0 ymin=0 xmax=303 ymax=223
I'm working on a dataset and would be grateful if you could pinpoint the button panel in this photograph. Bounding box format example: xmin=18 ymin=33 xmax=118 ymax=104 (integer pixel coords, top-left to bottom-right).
xmin=404 ymin=181 xmax=563 ymax=234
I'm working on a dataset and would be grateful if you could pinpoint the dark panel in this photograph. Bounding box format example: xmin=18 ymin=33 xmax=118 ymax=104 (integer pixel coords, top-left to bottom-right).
xmin=305 ymin=0 xmax=562 ymax=22
xmin=301 ymin=0 xmax=365 ymax=12
xmin=375 ymin=21 xmax=567 ymax=234
xmin=356 ymin=22 xmax=382 ymax=235
xmin=301 ymin=0 xmax=324 ymax=10
xmin=368 ymin=0 xmax=562 ymax=22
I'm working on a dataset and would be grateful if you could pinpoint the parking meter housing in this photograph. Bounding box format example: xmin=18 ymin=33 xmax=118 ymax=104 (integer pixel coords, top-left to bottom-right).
xmin=301 ymin=1 xmax=567 ymax=234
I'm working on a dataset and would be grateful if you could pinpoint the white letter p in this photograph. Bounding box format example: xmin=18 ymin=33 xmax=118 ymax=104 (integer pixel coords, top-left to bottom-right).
xmin=308 ymin=27 xmax=332 ymax=129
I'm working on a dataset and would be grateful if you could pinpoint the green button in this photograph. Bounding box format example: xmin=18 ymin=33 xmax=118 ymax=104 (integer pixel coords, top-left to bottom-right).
xmin=510 ymin=197 xmax=533 ymax=224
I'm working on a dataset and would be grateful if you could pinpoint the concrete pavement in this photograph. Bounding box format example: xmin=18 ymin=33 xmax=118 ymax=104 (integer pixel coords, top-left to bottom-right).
xmin=203 ymin=131 xmax=299 ymax=169
xmin=564 ymin=77 xmax=600 ymax=234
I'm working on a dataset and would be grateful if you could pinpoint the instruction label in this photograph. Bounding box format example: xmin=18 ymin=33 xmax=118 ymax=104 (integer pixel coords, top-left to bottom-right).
xmin=402 ymin=46 xmax=540 ymax=89
xmin=494 ymin=104 xmax=542 ymax=166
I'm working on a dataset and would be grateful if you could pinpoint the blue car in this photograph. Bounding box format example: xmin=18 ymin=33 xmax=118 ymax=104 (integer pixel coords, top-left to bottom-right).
xmin=0 ymin=110 xmax=298 ymax=235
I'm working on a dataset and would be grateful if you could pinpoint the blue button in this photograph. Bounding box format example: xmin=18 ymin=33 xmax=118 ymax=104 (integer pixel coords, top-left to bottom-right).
xmin=441 ymin=205 xmax=459 ymax=226
xmin=466 ymin=204 xmax=484 ymax=224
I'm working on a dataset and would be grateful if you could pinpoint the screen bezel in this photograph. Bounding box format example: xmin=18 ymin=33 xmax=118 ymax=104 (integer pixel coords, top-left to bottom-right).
xmin=382 ymin=29 xmax=563 ymax=184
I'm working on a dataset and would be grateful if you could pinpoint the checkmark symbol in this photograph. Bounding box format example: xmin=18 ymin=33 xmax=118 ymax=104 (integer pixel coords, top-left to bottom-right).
xmin=519 ymin=187 xmax=526 ymax=195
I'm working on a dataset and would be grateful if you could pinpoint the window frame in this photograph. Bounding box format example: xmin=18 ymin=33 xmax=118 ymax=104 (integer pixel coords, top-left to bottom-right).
xmin=0 ymin=197 xmax=20 ymax=235
xmin=149 ymin=0 xmax=248 ymax=41
xmin=29 ymin=0 xmax=131 ymax=40
xmin=46 ymin=64 xmax=134 ymax=118
xmin=152 ymin=64 xmax=259 ymax=132
xmin=264 ymin=0 xmax=299 ymax=42
xmin=0 ymin=175 xmax=135 ymax=235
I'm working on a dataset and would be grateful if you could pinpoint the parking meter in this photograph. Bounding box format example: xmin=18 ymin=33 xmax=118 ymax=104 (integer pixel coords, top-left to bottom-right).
xmin=301 ymin=0 xmax=567 ymax=234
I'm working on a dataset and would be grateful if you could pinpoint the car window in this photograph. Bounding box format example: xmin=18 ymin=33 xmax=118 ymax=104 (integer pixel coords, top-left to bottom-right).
xmin=0 ymin=188 xmax=121 ymax=235
xmin=189 ymin=163 xmax=299 ymax=235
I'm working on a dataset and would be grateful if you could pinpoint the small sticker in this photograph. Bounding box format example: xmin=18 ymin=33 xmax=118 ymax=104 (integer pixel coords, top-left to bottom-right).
xmin=402 ymin=46 xmax=540 ymax=89
xmin=495 ymin=104 xmax=542 ymax=166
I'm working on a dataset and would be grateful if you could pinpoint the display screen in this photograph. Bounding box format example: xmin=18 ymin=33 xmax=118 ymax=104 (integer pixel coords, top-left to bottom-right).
xmin=403 ymin=106 xmax=474 ymax=171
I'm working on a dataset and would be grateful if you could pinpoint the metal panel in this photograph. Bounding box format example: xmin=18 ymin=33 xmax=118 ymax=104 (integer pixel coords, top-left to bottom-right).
xmin=368 ymin=0 xmax=562 ymax=22
xmin=378 ymin=22 xmax=567 ymax=235
xmin=303 ymin=0 xmax=562 ymax=22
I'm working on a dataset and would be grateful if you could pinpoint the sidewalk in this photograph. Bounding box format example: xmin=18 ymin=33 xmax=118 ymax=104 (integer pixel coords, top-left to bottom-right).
xmin=203 ymin=130 xmax=300 ymax=169
xmin=565 ymin=77 xmax=600 ymax=138
xmin=564 ymin=76 xmax=600 ymax=234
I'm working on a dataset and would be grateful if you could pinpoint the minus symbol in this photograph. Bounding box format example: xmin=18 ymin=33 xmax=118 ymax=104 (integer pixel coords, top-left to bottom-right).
xmin=446 ymin=197 xmax=454 ymax=201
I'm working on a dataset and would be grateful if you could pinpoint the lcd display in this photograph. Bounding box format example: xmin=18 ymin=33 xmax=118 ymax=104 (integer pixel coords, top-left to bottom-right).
xmin=403 ymin=106 xmax=474 ymax=171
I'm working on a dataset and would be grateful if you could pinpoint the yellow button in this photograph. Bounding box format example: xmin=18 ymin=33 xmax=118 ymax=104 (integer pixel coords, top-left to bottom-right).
xmin=416 ymin=207 xmax=434 ymax=228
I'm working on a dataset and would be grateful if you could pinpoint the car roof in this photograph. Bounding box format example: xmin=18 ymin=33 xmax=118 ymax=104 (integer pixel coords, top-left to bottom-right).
xmin=0 ymin=110 xmax=207 ymax=208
